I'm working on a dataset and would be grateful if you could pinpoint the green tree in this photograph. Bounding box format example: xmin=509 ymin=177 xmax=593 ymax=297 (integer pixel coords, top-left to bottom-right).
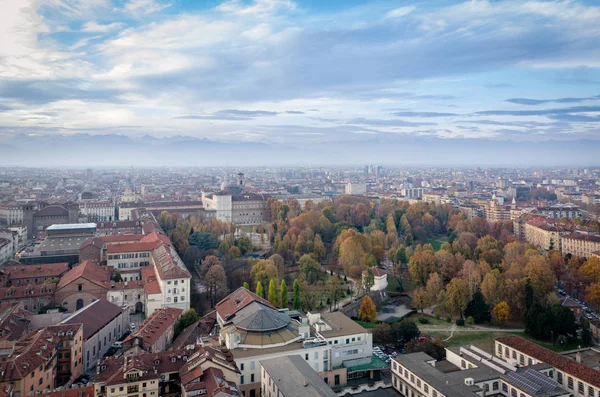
xmin=189 ymin=232 xmax=218 ymax=251
xmin=174 ymin=309 xmax=199 ymax=336
xmin=464 ymin=290 xmax=491 ymax=324
xmin=280 ymin=280 xmax=288 ymax=308
xmin=268 ymin=279 xmax=277 ymax=306
xmin=256 ymin=281 xmax=264 ymax=298
xmin=313 ymin=234 xmax=326 ymax=261
xmin=363 ymin=268 xmax=375 ymax=294
xmin=243 ymin=281 xmax=250 ymax=290
xmin=293 ymin=280 xmax=301 ymax=310
xmin=391 ymin=319 xmax=420 ymax=347
xmin=445 ymin=278 xmax=470 ymax=319
xmin=112 ymin=270 xmax=123 ymax=282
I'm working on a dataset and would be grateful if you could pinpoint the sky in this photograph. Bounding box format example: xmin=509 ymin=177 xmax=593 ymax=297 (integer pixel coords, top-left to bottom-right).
xmin=0 ymin=0 xmax=599 ymax=161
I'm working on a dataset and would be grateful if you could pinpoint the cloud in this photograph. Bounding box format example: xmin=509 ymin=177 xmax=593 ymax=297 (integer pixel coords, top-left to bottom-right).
xmin=216 ymin=0 xmax=296 ymax=16
xmin=505 ymin=95 xmax=600 ymax=105
xmin=174 ymin=109 xmax=280 ymax=120
xmin=475 ymin=105 xmax=600 ymax=117
xmin=123 ymin=0 xmax=170 ymax=17
xmin=81 ymin=21 xmax=123 ymax=32
xmin=384 ymin=6 xmax=415 ymax=19
xmin=346 ymin=118 xmax=437 ymax=127
xmin=392 ymin=111 xmax=458 ymax=118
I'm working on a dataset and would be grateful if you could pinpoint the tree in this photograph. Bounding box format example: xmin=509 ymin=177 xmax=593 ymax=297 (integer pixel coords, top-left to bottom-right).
xmin=580 ymin=257 xmax=600 ymax=284
xmin=406 ymin=339 xmax=446 ymax=360
xmin=205 ymin=265 xmax=228 ymax=307
xmin=391 ymin=319 xmax=420 ymax=347
xmin=409 ymin=249 xmax=437 ymax=286
xmin=373 ymin=323 xmax=393 ymax=345
xmin=243 ymin=281 xmax=250 ymax=290
xmin=586 ymin=282 xmax=600 ymax=311
xmin=256 ymin=281 xmax=264 ymax=298
xmin=269 ymin=254 xmax=285 ymax=277
xmin=268 ymin=279 xmax=277 ymax=306
xmin=189 ymin=232 xmax=219 ymax=251
xmin=326 ymin=276 xmax=345 ymax=311
xmin=445 ymin=278 xmax=470 ymax=319
xmin=280 ymin=280 xmax=288 ymax=308
xmin=293 ymin=279 xmax=301 ymax=310
xmin=480 ymin=269 xmax=505 ymax=308
xmin=525 ymin=256 xmax=556 ymax=303
xmin=492 ymin=301 xmax=510 ymax=325
xmin=313 ymin=234 xmax=326 ymax=261
xmin=299 ymin=254 xmax=322 ymax=284
xmin=200 ymin=255 xmax=221 ymax=279
xmin=112 ymin=270 xmax=123 ymax=282
xmin=464 ymin=290 xmax=491 ymax=324
xmin=358 ymin=296 xmax=377 ymax=323
xmin=413 ymin=288 xmax=430 ymax=315
xmin=251 ymin=259 xmax=278 ymax=288
xmin=174 ymin=309 xmax=199 ymax=336
xmin=425 ymin=272 xmax=444 ymax=304
xmin=236 ymin=236 xmax=253 ymax=254
xmin=363 ymin=268 xmax=375 ymax=294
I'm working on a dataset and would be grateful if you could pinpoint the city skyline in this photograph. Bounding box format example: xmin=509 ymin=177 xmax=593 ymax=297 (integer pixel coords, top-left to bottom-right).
xmin=1 ymin=0 xmax=599 ymax=166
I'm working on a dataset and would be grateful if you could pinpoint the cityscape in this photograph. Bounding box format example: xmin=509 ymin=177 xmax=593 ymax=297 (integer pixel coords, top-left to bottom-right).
xmin=1 ymin=1 xmax=600 ymax=397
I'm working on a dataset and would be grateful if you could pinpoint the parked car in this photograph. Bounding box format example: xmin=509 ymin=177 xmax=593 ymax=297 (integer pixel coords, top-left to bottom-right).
xmin=112 ymin=341 xmax=123 ymax=348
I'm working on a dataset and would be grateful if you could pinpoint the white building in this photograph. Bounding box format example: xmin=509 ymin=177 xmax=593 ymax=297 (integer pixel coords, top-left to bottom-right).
xmin=345 ymin=183 xmax=367 ymax=196
xmin=216 ymin=288 xmax=374 ymax=397
xmin=363 ymin=268 xmax=388 ymax=291
xmin=260 ymin=355 xmax=337 ymax=397
xmin=0 ymin=237 xmax=12 ymax=264
xmin=106 ymin=280 xmax=145 ymax=314
xmin=61 ymin=299 xmax=130 ymax=370
xmin=79 ymin=201 xmax=116 ymax=222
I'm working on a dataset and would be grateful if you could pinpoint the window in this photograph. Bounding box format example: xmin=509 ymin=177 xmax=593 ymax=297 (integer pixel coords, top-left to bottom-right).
xmin=493 ymin=382 xmax=499 ymax=390
xmin=410 ymin=374 xmax=414 ymax=383
xmin=417 ymin=379 xmax=421 ymax=388
xmin=251 ymin=374 xmax=254 ymax=383
xmin=346 ymin=338 xmax=349 ymax=344
xmin=432 ymin=391 xmax=437 ymax=397
xmin=77 ymin=284 xmax=82 ymax=291
xmin=568 ymin=377 xmax=573 ymax=390
xmin=305 ymin=353 xmax=308 ymax=360
xmin=502 ymin=384 xmax=508 ymax=392
xmin=579 ymin=382 xmax=585 ymax=393
xmin=174 ymin=297 xmax=178 ymax=303
xmin=557 ymin=372 xmax=563 ymax=384
xmin=250 ymin=361 xmax=255 ymax=370
xmin=589 ymin=386 xmax=595 ymax=397
xmin=240 ymin=363 xmax=244 ymax=371
xmin=511 ymin=389 xmax=517 ymax=397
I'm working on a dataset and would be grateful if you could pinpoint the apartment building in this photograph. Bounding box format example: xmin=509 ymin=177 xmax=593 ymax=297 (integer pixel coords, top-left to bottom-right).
xmin=523 ymin=218 xmax=565 ymax=252
xmin=496 ymin=335 xmax=600 ymax=397
xmin=561 ymin=233 xmax=600 ymax=259
xmin=392 ymin=342 xmax=570 ymax=397
xmin=61 ymin=299 xmax=130 ymax=370
xmin=2 ymin=262 xmax=69 ymax=286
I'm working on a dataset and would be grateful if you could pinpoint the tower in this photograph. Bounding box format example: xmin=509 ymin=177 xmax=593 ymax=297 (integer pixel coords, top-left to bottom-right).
xmin=237 ymin=173 xmax=245 ymax=188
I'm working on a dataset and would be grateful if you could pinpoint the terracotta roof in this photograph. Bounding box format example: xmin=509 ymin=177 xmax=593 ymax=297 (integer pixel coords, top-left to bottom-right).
xmin=151 ymin=244 xmax=191 ymax=280
xmin=62 ymin=299 xmax=124 ymax=340
xmin=141 ymin=266 xmax=161 ymax=295
xmin=562 ymin=233 xmax=600 ymax=243
xmin=0 ymin=283 xmax=56 ymax=299
xmin=215 ymin=287 xmax=274 ymax=322
xmin=0 ymin=303 xmax=33 ymax=342
xmin=100 ymin=235 xmax=144 ymax=243
xmin=496 ymin=335 xmax=600 ymax=388
xmin=3 ymin=262 xmax=69 ymax=281
xmin=124 ymin=307 xmax=182 ymax=347
xmin=172 ymin=312 xmax=217 ymax=350
xmin=39 ymin=386 xmax=93 ymax=397
xmin=57 ymin=260 xmax=111 ymax=290
xmin=79 ymin=237 xmax=103 ymax=250
xmin=106 ymin=241 xmax=158 ymax=254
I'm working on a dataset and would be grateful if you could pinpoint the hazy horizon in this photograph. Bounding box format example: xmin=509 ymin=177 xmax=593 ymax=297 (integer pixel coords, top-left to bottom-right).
xmin=1 ymin=0 xmax=599 ymax=166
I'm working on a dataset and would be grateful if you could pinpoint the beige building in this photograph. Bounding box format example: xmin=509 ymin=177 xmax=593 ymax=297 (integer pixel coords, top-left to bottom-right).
xmin=122 ymin=307 xmax=182 ymax=355
xmin=260 ymin=355 xmax=337 ymax=397
xmin=422 ymin=192 xmax=442 ymax=206
xmin=496 ymin=335 xmax=600 ymax=397
xmin=523 ymin=218 xmax=565 ymax=252
xmin=561 ymin=233 xmax=600 ymax=258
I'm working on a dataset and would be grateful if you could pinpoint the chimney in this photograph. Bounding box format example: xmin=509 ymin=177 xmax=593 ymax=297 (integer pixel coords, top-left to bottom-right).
xmin=576 ymin=352 xmax=582 ymax=364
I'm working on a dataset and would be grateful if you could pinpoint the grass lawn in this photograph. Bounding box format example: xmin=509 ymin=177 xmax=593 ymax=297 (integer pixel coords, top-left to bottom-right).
xmin=409 ymin=313 xmax=450 ymax=327
xmin=426 ymin=236 xmax=448 ymax=251
xmin=354 ymin=320 xmax=379 ymax=329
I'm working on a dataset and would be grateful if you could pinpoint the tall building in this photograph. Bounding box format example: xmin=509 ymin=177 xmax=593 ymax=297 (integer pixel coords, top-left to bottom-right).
xmin=345 ymin=182 xmax=367 ymax=196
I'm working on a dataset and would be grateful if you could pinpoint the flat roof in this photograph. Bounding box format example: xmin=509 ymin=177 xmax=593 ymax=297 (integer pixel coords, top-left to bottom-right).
xmin=260 ymin=355 xmax=337 ymax=397
xmin=46 ymin=223 xmax=97 ymax=230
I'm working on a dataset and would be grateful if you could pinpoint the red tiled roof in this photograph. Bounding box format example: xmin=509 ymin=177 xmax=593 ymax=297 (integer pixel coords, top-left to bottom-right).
xmin=562 ymin=233 xmax=600 ymax=243
xmin=106 ymin=241 xmax=158 ymax=253
xmin=216 ymin=287 xmax=274 ymax=322
xmin=39 ymin=386 xmax=93 ymax=397
xmin=141 ymin=266 xmax=161 ymax=295
xmin=79 ymin=237 xmax=104 ymax=250
xmin=0 ymin=283 xmax=56 ymax=299
xmin=100 ymin=235 xmax=144 ymax=243
xmin=57 ymin=260 xmax=111 ymax=290
xmin=124 ymin=307 xmax=182 ymax=347
xmin=3 ymin=262 xmax=69 ymax=280
xmin=496 ymin=335 xmax=600 ymax=388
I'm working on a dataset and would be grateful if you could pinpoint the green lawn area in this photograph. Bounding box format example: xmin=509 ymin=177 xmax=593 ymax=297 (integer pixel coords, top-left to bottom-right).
xmin=409 ymin=313 xmax=449 ymax=327
xmin=426 ymin=329 xmax=585 ymax=354
xmin=354 ymin=320 xmax=379 ymax=329
xmin=426 ymin=236 xmax=448 ymax=251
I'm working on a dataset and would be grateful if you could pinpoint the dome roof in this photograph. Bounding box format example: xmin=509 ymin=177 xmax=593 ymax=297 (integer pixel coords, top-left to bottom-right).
xmin=232 ymin=302 xmax=291 ymax=332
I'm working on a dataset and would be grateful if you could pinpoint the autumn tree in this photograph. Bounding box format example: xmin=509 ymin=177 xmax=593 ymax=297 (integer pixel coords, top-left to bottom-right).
xmin=363 ymin=267 xmax=375 ymax=294
xmin=313 ymin=234 xmax=326 ymax=261
xmin=525 ymin=255 xmax=556 ymax=303
xmin=425 ymin=272 xmax=444 ymax=304
xmin=409 ymin=249 xmax=437 ymax=286
xmin=205 ymin=264 xmax=228 ymax=307
xmin=326 ymin=276 xmax=345 ymax=311
xmin=250 ymin=259 xmax=278 ymax=288
xmin=358 ymin=296 xmax=377 ymax=323
xmin=256 ymin=281 xmax=264 ymax=298
xmin=480 ymin=269 xmax=506 ymax=307
xmin=280 ymin=280 xmax=288 ymax=308
xmin=200 ymin=255 xmax=221 ymax=279
xmin=493 ymin=301 xmax=510 ymax=325
xmin=579 ymin=256 xmax=600 ymax=284
xmin=586 ymin=282 xmax=600 ymax=311
xmin=413 ymin=288 xmax=430 ymax=315
xmin=268 ymin=279 xmax=277 ymax=306
xmin=445 ymin=278 xmax=470 ymax=319
xmin=269 ymin=254 xmax=285 ymax=278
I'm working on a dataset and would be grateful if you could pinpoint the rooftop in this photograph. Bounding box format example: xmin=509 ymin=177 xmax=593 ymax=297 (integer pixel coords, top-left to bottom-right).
xmin=46 ymin=223 xmax=97 ymax=231
xmin=61 ymin=299 xmax=124 ymax=339
xmin=260 ymin=355 xmax=337 ymax=397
